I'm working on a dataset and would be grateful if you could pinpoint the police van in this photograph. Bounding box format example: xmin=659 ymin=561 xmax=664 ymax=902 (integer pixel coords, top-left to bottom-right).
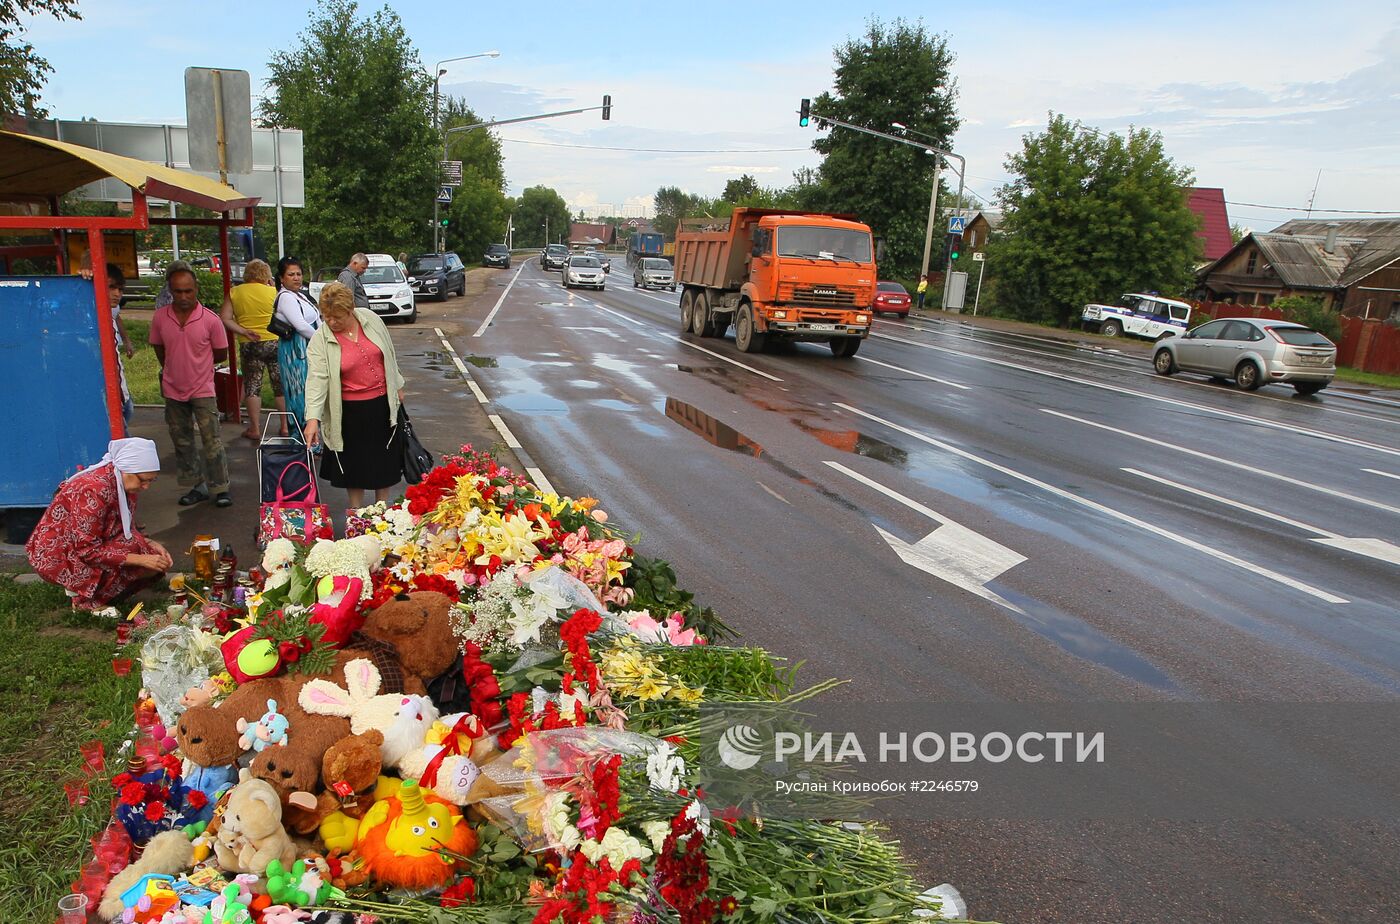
xmin=1081 ymin=293 xmax=1192 ymax=340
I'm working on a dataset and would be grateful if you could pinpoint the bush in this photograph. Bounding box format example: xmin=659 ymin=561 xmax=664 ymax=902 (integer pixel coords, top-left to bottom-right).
xmin=194 ymin=270 xmax=226 ymax=309
xmin=1273 ymin=295 xmax=1342 ymax=344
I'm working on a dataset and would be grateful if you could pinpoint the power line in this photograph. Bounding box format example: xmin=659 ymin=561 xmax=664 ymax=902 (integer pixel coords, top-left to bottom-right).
xmin=1225 ymin=200 xmax=1400 ymax=215
xmin=499 ymin=137 xmax=809 ymax=154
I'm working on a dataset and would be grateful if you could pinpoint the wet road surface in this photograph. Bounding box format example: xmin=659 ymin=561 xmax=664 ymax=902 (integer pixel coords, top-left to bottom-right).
xmin=448 ymin=258 xmax=1400 ymax=923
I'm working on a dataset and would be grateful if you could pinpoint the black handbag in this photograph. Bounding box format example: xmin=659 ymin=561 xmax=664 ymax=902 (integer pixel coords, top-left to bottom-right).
xmin=397 ymin=405 xmax=434 ymax=485
xmin=266 ymin=311 xmax=296 ymax=340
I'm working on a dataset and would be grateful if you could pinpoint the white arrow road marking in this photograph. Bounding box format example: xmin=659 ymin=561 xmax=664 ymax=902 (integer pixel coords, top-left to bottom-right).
xmin=1123 ymin=468 xmax=1400 ymax=567
xmin=1045 ymin=409 xmax=1400 ymax=517
xmin=824 ymin=460 xmax=1027 ymax=612
xmin=836 ymin=401 xmax=1349 ymax=604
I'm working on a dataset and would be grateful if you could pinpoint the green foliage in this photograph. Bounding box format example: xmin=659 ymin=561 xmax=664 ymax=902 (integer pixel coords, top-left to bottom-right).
xmin=624 ymin=553 xmax=733 ymax=641
xmin=0 ymin=0 xmax=79 ymax=116
xmin=511 ymin=185 xmax=572 ymax=249
xmin=652 ymin=185 xmax=714 ymax=239
xmin=1274 ymin=294 xmax=1342 ymax=343
xmin=722 ymin=174 xmax=761 ymax=202
xmin=194 ymin=269 xmax=225 ymax=311
xmin=991 ymin=113 xmax=1201 ymax=327
xmin=808 ymin=18 xmax=959 ymax=277
xmin=260 ymin=0 xmax=438 ymax=267
xmin=439 ymin=99 xmax=510 ymax=258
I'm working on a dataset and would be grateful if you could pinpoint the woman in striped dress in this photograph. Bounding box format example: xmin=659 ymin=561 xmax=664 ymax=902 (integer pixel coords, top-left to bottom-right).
xmin=272 ymin=256 xmax=320 ymax=431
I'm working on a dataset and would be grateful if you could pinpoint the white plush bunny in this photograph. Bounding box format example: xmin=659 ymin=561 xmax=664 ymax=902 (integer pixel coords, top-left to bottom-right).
xmin=297 ymin=659 xmax=402 ymax=735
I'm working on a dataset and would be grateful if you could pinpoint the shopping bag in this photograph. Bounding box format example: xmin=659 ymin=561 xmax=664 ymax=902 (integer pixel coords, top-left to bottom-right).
xmin=397 ymin=405 xmax=434 ymax=486
xmin=257 ymin=461 xmax=332 ymax=546
xmin=258 ymin=412 xmax=313 ymax=504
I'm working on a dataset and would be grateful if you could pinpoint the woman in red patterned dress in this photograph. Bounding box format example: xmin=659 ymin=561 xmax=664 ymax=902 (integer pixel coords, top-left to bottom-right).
xmin=25 ymin=438 xmax=174 ymax=609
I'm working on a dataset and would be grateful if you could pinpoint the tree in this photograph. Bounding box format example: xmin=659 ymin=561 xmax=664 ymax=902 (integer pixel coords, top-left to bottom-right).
xmin=722 ymin=174 xmax=760 ymax=203
xmin=808 ymin=18 xmax=959 ymax=277
xmin=1230 ymin=222 xmax=1248 ymax=245
xmin=512 ymin=186 xmax=571 ymax=249
xmin=260 ymin=0 xmax=437 ymax=269
xmin=439 ymin=98 xmax=509 ymax=258
xmin=0 ymin=0 xmax=79 ymax=116
xmin=990 ymin=114 xmax=1201 ymax=326
xmin=653 ymin=186 xmax=720 ymax=238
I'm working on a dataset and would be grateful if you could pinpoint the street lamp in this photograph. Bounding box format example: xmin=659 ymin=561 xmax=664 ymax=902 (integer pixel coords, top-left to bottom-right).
xmin=892 ymin=121 xmax=966 ymax=308
xmin=432 ymin=50 xmax=500 ymax=250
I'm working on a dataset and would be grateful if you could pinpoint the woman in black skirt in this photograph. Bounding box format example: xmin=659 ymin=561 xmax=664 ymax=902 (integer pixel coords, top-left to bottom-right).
xmin=303 ymin=281 xmax=406 ymax=508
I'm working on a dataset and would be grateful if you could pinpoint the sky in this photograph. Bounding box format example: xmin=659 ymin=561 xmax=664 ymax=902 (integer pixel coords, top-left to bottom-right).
xmin=22 ymin=0 xmax=1400 ymax=231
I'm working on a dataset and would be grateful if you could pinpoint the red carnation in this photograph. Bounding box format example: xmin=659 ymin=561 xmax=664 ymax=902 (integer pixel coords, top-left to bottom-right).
xmin=143 ymin=801 xmax=165 ymax=822
xmin=110 ymin=772 xmax=132 ymax=790
xmin=119 ymin=782 xmax=146 ymax=806
xmin=159 ymin=754 xmax=182 ymax=778
xmin=186 ymin=790 xmax=208 ymax=810
xmin=439 ymin=877 xmax=476 ymax=908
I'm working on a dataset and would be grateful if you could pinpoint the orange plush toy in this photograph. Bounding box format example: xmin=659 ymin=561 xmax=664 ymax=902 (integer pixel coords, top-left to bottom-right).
xmin=327 ymin=777 xmax=476 ymax=890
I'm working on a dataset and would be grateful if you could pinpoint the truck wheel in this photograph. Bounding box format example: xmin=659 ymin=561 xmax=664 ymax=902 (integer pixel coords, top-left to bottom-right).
xmin=707 ymin=312 xmax=728 ymax=338
xmin=680 ymin=289 xmax=695 ymax=332
xmin=692 ymin=292 xmax=711 ymax=337
xmin=1101 ymin=320 xmax=1122 ymax=338
xmin=735 ymin=304 xmax=766 ymax=353
xmin=830 ymin=337 xmax=861 ymax=358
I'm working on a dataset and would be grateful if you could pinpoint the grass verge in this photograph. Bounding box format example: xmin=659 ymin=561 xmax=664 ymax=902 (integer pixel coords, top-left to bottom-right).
xmin=122 ymin=319 xmax=279 ymax=406
xmin=0 ymin=577 xmax=139 ymax=920
xmin=1334 ymin=366 xmax=1400 ymax=390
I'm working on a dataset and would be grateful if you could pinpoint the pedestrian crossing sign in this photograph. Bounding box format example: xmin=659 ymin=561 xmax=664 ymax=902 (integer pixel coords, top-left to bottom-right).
xmin=947 ymin=216 xmax=966 ymax=234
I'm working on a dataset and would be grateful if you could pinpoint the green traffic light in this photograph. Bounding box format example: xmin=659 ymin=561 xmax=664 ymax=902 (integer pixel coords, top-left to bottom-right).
xmin=800 ymin=116 xmax=809 ymax=127
xmin=441 ymin=218 xmax=449 ymax=227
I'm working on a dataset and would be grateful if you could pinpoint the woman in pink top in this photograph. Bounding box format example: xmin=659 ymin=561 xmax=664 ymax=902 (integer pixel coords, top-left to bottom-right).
xmin=303 ymin=283 xmax=406 ymax=508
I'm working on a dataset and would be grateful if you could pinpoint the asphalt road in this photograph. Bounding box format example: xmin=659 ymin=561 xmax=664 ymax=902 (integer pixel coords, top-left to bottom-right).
xmin=446 ymin=258 xmax=1400 ymax=923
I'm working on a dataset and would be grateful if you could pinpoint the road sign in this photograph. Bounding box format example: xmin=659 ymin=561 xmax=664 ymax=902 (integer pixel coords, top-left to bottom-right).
xmin=972 ymin=251 xmax=985 ymax=262
xmin=184 ymin=67 xmax=253 ymax=176
xmin=436 ymin=186 xmax=453 ymax=204
xmin=440 ymin=160 xmax=463 ymax=186
xmin=946 ymin=215 xmax=966 ymax=234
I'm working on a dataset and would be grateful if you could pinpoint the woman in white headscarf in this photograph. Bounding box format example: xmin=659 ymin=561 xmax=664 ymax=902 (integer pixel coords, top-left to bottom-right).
xmin=26 ymin=438 xmax=174 ymax=608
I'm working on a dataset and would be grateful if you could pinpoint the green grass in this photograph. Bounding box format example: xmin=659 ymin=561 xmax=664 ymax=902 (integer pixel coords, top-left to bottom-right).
xmin=123 ymin=319 xmax=278 ymax=406
xmin=1334 ymin=366 xmax=1400 ymax=390
xmin=0 ymin=577 xmax=140 ymax=919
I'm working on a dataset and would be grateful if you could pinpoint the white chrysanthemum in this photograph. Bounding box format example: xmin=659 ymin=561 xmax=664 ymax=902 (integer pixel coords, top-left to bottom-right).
xmin=578 ymin=827 xmax=651 ymax=868
xmin=645 ymin=742 xmax=686 ymax=793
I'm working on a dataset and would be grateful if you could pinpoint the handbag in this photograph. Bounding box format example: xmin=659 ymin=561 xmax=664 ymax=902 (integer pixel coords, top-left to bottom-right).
xmin=397 ymin=405 xmax=434 ymax=486
xmin=266 ymin=311 xmax=296 ymax=340
xmin=257 ymin=460 xmax=332 ymax=546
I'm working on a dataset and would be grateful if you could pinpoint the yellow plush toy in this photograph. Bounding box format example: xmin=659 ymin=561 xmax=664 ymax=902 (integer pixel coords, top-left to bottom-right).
xmin=320 ymin=777 xmax=476 ymax=889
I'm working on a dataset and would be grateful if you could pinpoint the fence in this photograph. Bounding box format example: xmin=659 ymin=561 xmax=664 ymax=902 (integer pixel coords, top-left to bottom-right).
xmin=1190 ymin=299 xmax=1400 ymax=376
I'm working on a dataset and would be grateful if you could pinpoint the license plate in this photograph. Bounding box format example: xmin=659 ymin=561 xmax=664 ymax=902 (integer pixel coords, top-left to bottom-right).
xmin=1299 ymin=354 xmax=1329 ymax=366
xmin=810 ymin=323 xmax=837 ymax=332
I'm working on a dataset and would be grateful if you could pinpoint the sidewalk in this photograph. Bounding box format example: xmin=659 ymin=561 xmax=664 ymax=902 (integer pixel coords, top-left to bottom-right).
xmin=0 ymin=286 xmax=517 ymax=572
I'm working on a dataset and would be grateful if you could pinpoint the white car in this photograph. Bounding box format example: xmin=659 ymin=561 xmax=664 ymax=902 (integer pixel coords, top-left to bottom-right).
xmin=1081 ymin=293 xmax=1192 ymax=340
xmin=562 ymin=255 xmax=606 ymax=290
xmin=310 ymin=254 xmax=417 ymax=323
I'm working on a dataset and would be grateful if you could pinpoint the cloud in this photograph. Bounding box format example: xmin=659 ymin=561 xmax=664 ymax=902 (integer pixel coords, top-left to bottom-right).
xmin=704 ymin=165 xmax=782 ymax=174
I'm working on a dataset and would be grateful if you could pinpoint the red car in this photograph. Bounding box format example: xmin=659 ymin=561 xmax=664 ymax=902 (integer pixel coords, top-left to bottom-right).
xmin=872 ymin=281 xmax=912 ymax=317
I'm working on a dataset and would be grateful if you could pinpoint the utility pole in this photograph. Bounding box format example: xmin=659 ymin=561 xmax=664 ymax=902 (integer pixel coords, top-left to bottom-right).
xmin=432 ymin=51 xmax=499 ymax=251
xmin=892 ymin=122 xmax=966 ymax=309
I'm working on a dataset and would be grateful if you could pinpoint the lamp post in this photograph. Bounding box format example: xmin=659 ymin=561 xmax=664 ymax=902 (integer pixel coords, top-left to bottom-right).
xmin=892 ymin=122 xmax=966 ymax=310
xmin=432 ymin=50 xmax=499 ymax=251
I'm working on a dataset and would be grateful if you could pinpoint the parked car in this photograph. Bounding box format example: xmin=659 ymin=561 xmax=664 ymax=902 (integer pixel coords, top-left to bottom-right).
xmin=483 ymin=243 xmax=511 ymax=268
xmin=309 ymin=254 xmax=417 ymax=323
xmin=872 ymin=281 xmax=912 ymax=317
xmin=1152 ymin=317 xmax=1335 ymax=394
xmin=1082 ymin=293 xmax=1192 ymax=340
xmin=633 ymin=257 xmax=675 ymax=291
xmin=541 ymin=244 xmax=569 ymax=271
xmin=584 ymin=250 xmax=612 ymax=274
xmin=562 ymin=255 xmax=606 ymax=290
xmin=406 ymin=252 xmax=466 ymax=300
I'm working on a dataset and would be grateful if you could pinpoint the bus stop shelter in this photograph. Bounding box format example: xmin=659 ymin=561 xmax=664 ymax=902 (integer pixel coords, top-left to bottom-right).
xmin=0 ymin=130 xmax=260 ymax=526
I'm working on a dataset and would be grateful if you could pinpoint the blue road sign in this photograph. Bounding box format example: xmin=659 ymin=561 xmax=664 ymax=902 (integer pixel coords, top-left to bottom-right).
xmin=947 ymin=215 xmax=966 ymax=234
xmin=436 ymin=186 xmax=453 ymax=204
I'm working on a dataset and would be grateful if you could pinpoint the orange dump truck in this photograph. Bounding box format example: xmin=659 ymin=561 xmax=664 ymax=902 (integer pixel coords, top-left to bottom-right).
xmin=673 ymin=208 xmax=878 ymax=356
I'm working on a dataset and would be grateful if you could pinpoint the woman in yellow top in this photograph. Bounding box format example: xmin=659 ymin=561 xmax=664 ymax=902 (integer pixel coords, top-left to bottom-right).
xmin=220 ymin=258 xmax=288 ymax=440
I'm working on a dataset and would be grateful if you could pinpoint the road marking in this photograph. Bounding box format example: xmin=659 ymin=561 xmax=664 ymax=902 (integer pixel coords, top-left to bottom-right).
xmin=433 ymin=326 xmax=445 ymax=337
xmin=871 ymin=330 xmax=1400 ymax=457
xmin=855 ymin=355 xmax=970 ymax=390
xmin=526 ymin=466 xmax=556 ymax=495
xmin=465 ymin=376 xmax=488 ymax=404
xmin=836 ymin=401 xmax=1349 ymax=604
xmin=487 ymin=414 xmax=523 ymax=449
xmin=1123 ymin=467 xmax=1400 ymax=567
xmin=824 ymin=460 xmax=1027 ymax=612
xmin=1042 ymin=409 xmax=1400 ymax=517
xmin=756 ymin=481 xmax=791 ymax=505
xmin=585 ymin=300 xmax=784 ymax=382
xmin=1364 ymin=468 xmax=1400 ymax=482
xmin=472 ymin=263 xmax=526 ymax=338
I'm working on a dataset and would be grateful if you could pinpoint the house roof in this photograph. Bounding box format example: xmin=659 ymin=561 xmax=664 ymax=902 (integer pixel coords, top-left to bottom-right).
xmin=1251 ymin=232 xmax=1361 ymax=289
xmin=568 ymin=222 xmax=615 ymax=245
xmin=966 ymin=209 xmax=1002 ymax=231
xmin=1186 ymin=187 xmax=1232 ymax=260
xmin=1272 ymin=218 xmax=1400 ymax=286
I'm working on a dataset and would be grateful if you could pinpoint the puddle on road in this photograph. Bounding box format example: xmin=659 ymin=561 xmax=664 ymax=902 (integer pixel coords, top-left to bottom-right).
xmin=495 ymin=391 xmax=568 ymax=415
xmin=464 ymin=354 xmax=498 ymax=368
xmin=792 ymin=420 xmax=909 ymax=469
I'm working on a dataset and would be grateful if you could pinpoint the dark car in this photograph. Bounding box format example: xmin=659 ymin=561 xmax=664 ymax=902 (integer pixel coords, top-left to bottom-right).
xmin=483 ymin=243 xmax=511 ymax=268
xmin=541 ymin=244 xmax=569 ymax=271
xmin=872 ymin=281 xmax=912 ymax=317
xmin=406 ymin=252 xmax=465 ymax=300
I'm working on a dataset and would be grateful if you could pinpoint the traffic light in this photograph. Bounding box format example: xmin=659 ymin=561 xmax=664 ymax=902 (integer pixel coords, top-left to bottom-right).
xmin=944 ymin=232 xmax=962 ymax=263
xmin=441 ymin=217 xmax=450 ymax=228
xmin=799 ymin=98 xmax=810 ymax=127
xmin=602 ymin=94 xmax=611 ymax=120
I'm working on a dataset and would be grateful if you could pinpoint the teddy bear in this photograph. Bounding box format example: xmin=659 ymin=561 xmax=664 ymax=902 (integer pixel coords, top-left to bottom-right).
xmin=213 ymin=778 xmax=296 ymax=874
xmin=359 ymin=592 xmax=459 ymax=695
xmin=174 ymin=708 xmax=243 ymax=801
xmin=314 ymin=731 xmax=384 ymax=823
xmin=237 ymin=698 xmax=291 ymax=753
xmin=247 ymin=744 xmax=324 ymax=835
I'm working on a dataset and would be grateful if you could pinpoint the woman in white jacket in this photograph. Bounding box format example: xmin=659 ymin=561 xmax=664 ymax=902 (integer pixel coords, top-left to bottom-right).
xmin=272 ymin=256 xmax=320 ymax=430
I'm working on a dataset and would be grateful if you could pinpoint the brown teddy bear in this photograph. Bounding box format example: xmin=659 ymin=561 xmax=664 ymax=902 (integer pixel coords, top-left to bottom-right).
xmin=247 ymin=743 xmax=323 ymax=835
xmin=316 ymin=731 xmax=384 ymax=822
xmin=360 ymin=592 xmax=459 ymax=694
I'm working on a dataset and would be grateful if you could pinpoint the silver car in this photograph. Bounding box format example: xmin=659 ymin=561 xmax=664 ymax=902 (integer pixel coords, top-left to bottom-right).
xmin=562 ymin=255 xmax=606 ymax=290
xmin=1153 ymin=317 xmax=1336 ymax=395
xmin=633 ymin=257 xmax=675 ymax=291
